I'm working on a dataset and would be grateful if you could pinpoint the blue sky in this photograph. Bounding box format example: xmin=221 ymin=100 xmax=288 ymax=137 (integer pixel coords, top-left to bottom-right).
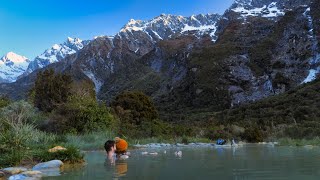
xmin=0 ymin=0 xmax=233 ymax=59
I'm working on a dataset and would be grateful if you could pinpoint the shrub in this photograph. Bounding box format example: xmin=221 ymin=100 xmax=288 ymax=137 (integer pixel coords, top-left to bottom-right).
xmin=47 ymin=95 xmax=116 ymax=134
xmin=0 ymin=101 xmax=43 ymax=130
xmin=181 ymin=136 xmax=189 ymax=144
xmin=0 ymin=96 xmax=10 ymax=109
xmin=241 ymin=127 xmax=263 ymax=143
xmin=33 ymin=69 xmax=72 ymax=112
xmin=111 ymin=91 xmax=159 ymax=125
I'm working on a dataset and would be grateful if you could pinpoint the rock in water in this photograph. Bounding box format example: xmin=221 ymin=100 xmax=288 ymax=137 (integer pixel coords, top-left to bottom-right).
xmin=141 ymin=152 xmax=148 ymax=155
xmin=32 ymin=160 xmax=63 ymax=170
xmin=175 ymin=151 xmax=182 ymax=157
xmin=8 ymin=171 xmax=42 ymax=180
xmin=32 ymin=160 xmax=63 ymax=177
xmin=8 ymin=174 xmax=28 ymax=180
xmin=3 ymin=167 xmax=28 ymax=175
xmin=0 ymin=170 xmax=5 ymax=178
xmin=21 ymin=171 xmax=42 ymax=176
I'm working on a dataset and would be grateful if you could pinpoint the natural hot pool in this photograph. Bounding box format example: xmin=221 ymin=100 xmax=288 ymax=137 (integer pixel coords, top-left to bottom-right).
xmin=44 ymin=144 xmax=320 ymax=180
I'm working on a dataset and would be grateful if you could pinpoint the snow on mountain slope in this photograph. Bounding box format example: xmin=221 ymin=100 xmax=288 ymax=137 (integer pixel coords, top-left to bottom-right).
xmin=24 ymin=37 xmax=90 ymax=75
xmin=230 ymin=0 xmax=314 ymax=20
xmin=119 ymin=13 xmax=221 ymax=42
xmin=231 ymin=1 xmax=285 ymax=18
xmin=0 ymin=52 xmax=30 ymax=83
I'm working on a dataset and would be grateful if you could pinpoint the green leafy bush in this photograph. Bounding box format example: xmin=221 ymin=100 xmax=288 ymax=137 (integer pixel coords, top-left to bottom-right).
xmin=33 ymin=69 xmax=72 ymax=112
xmin=0 ymin=96 xmax=10 ymax=109
xmin=47 ymin=95 xmax=116 ymax=134
xmin=111 ymin=91 xmax=159 ymax=125
xmin=241 ymin=127 xmax=263 ymax=143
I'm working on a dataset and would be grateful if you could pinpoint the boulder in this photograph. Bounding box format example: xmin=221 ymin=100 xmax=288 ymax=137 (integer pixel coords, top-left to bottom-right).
xmin=32 ymin=160 xmax=63 ymax=171
xmin=3 ymin=167 xmax=28 ymax=175
xmin=32 ymin=160 xmax=63 ymax=177
xmin=48 ymin=146 xmax=67 ymax=153
xmin=8 ymin=174 xmax=28 ymax=180
xmin=8 ymin=171 xmax=42 ymax=180
xmin=0 ymin=170 xmax=5 ymax=177
xmin=21 ymin=171 xmax=42 ymax=176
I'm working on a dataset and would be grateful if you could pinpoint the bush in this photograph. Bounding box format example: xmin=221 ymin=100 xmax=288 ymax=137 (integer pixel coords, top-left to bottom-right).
xmin=0 ymin=96 xmax=10 ymax=109
xmin=241 ymin=127 xmax=263 ymax=143
xmin=111 ymin=91 xmax=159 ymax=125
xmin=0 ymin=101 xmax=43 ymax=130
xmin=0 ymin=101 xmax=43 ymax=153
xmin=47 ymin=96 xmax=116 ymax=134
xmin=33 ymin=69 xmax=72 ymax=112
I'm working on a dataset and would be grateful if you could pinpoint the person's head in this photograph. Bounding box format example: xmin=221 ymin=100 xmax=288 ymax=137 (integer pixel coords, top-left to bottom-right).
xmin=104 ymin=140 xmax=116 ymax=154
xmin=115 ymin=137 xmax=128 ymax=154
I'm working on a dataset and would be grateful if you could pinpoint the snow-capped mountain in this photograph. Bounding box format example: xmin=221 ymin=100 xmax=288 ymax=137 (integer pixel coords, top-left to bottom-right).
xmin=1 ymin=0 xmax=319 ymax=112
xmin=24 ymin=37 xmax=90 ymax=75
xmin=119 ymin=13 xmax=221 ymax=42
xmin=229 ymin=0 xmax=312 ymax=20
xmin=76 ymin=13 xmax=222 ymax=91
xmin=0 ymin=52 xmax=30 ymax=83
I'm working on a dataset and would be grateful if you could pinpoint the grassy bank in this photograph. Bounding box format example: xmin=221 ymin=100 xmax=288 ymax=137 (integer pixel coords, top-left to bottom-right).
xmin=278 ymin=137 xmax=320 ymax=146
xmin=66 ymin=131 xmax=115 ymax=151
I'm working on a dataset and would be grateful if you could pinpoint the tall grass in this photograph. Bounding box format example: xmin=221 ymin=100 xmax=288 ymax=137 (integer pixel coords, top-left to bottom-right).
xmin=0 ymin=101 xmax=83 ymax=168
xmin=66 ymin=131 xmax=115 ymax=150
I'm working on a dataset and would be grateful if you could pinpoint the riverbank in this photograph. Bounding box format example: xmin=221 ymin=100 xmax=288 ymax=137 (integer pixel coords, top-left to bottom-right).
xmin=278 ymin=137 xmax=320 ymax=146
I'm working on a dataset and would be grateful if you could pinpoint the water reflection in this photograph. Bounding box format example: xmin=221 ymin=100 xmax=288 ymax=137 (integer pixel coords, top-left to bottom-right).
xmin=104 ymin=157 xmax=128 ymax=179
xmin=115 ymin=161 xmax=128 ymax=177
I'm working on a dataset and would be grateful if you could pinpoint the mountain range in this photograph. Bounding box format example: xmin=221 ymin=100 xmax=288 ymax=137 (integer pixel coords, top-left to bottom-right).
xmin=0 ymin=0 xmax=319 ymax=119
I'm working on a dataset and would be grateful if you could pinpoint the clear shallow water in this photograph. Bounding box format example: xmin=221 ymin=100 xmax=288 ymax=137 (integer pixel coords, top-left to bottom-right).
xmin=45 ymin=145 xmax=320 ymax=180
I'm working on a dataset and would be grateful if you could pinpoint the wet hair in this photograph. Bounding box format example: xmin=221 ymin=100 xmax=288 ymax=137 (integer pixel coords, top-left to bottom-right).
xmin=104 ymin=140 xmax=115 ymax=153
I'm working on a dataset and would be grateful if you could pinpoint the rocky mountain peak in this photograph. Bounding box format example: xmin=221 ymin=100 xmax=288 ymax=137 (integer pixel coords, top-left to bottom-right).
xmin=119 ymin=13 xmax=221 ymax=42
xmin=229 ymin=0 xmax=312 ymax=20
xmin=1 ymin=52 xmax=28 ymax=64
xmin=22 ymin=37 xmax=90 ymax=76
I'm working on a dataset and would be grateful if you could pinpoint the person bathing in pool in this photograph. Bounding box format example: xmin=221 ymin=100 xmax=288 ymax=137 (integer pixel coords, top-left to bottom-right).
xmin=115 ymin=137 xmax=130 ymax=159
xmin=104 ymin=140 xmax=117 ymax=164
xmin=105 ymin=137 xmax=130 ymax=161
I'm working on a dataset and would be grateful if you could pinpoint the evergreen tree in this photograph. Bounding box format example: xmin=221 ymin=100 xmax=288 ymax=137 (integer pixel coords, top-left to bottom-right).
xmin=111 ymin=91 xmax=159 ymax=125
xmin=33 ymin=69 xmax=72 ymax=112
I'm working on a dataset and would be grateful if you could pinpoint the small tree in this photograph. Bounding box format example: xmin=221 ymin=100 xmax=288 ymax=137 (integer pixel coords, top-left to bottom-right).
xmin=0 ymin=96 xmax=10 ymax=109
xmin=49 ymin=95 xmax=115 ymax=134
xmin=111 ymin=91 xmax=158 ymax=125
xmin=33 ymin=69 xmax=72 ymax=112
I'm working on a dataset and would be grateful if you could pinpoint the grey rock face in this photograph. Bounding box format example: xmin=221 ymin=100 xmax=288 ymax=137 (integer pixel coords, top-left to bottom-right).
xmin=73 ymin=14 xmax=221 ymax=93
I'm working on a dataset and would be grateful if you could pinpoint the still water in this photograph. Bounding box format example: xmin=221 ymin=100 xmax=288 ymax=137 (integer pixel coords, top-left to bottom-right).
xmin=45 ymin=145 xmax=320 ymax=180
